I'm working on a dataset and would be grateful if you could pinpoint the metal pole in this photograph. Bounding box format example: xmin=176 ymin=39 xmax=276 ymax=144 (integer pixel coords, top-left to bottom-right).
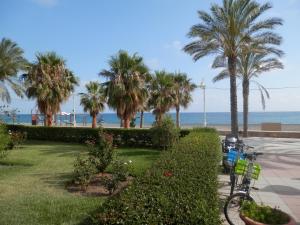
xmin=200 ymin=81 xmax=207 ymax=127
xmin=73 ymin=93 xmax=76 ymax=127
xmin=203 ymin=86 xmax=207 ymax=127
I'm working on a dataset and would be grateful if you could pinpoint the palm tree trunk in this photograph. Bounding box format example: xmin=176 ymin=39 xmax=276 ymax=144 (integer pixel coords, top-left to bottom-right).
xmin=92 ymin=114 xmax=97 ymax=128
xmin=120 ymin=119 xmax=123 ymax=127
xmin=124 ymin=117 xmax=130 ymax=129
xmin=228 ymin=56 xmax=239 ymax=136
xmin=243 ymin=79 xmax=249 ymax=137
xmin=46 ymin=113 xmax=52 ymax=127
xmin=157 ymin=113 xmax=163 ymax=125
xmin=176 ymin=106 xmax=180 ymax=128
xmin=140 ymin=110 xmax=144 ymax=128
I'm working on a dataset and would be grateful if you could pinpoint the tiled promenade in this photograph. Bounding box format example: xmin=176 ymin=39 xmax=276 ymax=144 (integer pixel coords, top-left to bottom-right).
xmin=220 ymin=137 xmax=300 ymax=225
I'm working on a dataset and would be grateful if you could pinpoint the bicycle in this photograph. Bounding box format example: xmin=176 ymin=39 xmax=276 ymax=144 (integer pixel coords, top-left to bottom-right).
xmin=224 ymin=151 xmax=263 ymax=225
xmin=225 ymin=142 xmax=252 ymax=196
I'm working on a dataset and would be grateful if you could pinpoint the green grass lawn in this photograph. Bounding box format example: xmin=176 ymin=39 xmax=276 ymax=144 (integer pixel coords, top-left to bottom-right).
xmin=0 ymin=141 xmax=160 ymax=225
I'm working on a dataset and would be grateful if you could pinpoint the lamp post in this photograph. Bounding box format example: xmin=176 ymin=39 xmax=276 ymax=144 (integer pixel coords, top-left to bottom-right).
xmin=199 ymin=80 xmax=207 ymax=127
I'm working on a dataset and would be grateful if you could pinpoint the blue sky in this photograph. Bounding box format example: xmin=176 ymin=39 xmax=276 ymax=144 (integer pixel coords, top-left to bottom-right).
xmin=1 ymin=0 xmax=300 ymax=113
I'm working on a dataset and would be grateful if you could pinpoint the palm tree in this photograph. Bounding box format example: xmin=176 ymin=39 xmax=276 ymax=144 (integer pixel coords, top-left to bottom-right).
xmin=213 ymin=48 xmax=283 ymax=137
xmin=0 ymin=38 xmax=28 ymax=103
xmin=25 ymin=52 xmax=78 ymax=126
xmin=148 ymin=71 xmax=175 ymax=125
xmin=173 ymin=72 xmax=197 ymax=128
xmin=80 ymin=81 xmax=106 ymax=128
xmin=100 ymin=50 xmax=149 ymax=128
xmin=184 ymin=0 xmax=283 ymax=136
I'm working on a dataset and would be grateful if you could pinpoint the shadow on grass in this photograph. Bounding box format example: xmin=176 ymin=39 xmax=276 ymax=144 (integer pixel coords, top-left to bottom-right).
xmin=38 ymin=145 xmax=86 ymax=158
xmin=0 ymin=161 xmax=33 ymax=167
xmin=38 ymin=172 xmax=73 ymax=188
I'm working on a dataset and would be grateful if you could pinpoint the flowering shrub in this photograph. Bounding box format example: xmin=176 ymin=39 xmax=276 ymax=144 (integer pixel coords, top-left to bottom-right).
xmin=88 ymin=130 xmax=114 ymax=173
xmin=103 ymin=159 xmax=133 ymax=195
xmin=7 ymin=130 xmax=27 ymax=149
xmin=85 ymin=129 xmax=222 ymax=225
xmin=73 ymin=154 xmax=96 ymax=191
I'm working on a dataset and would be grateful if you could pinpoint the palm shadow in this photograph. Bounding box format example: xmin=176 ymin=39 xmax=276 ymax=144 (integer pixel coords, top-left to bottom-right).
xmin=260 ymin=185 xmax=300 ymax=196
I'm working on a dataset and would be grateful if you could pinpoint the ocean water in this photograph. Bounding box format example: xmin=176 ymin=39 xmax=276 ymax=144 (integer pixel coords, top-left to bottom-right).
xmin=1 ymin=112 xmax=300 ymax=126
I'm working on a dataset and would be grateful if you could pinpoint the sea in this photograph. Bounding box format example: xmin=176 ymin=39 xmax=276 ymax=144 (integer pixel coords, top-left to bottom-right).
xmin=1 ymin=112 xmax=300 ymax=126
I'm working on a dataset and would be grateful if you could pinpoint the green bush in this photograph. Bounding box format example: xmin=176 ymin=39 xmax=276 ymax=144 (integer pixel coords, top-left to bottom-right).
xmin=6 ymin=124 xmax=191 ymax=147
xmin=0 ymin=124 xmax=10 ymax=158
xmin=241 ymin=201 xmax=290 ymax=224
xmin=88 ymin=130 xmax=114 ymax=173
xmin=84 ymin=129 xmax=222 ymax=225
xmin=73 ymin=154 xmax=97 ymax=191
xmin=150 ymin=116 xmax=180 ymax=150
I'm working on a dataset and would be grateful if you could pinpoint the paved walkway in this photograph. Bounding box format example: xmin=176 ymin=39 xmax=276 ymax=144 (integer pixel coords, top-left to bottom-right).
xmin=219 ymin=137 xmax=300 ymax=225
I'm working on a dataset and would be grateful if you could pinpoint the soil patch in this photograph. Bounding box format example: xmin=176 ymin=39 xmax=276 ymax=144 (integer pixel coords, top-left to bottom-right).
xmin=66 ymin=173 xmax=133 ymax=197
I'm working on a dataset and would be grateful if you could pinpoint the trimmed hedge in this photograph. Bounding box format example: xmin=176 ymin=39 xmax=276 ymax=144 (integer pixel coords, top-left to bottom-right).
xmin=5 ymin=125 xmax=192 ymax=147
xmin=82 ymin=129 xmax=222 ymax=225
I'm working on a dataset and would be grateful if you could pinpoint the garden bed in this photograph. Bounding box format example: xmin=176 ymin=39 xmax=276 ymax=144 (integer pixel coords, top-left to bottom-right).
xmin=67 ymin=172 xmax=133 ymax=197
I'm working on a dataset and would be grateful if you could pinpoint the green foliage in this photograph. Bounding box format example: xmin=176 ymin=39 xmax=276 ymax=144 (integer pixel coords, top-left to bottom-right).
xmin=88 ymin=130 xmax=114 ymax=173
xmin=241 ymin=201 xmax=290 ymax=224
xmin=150 ymin=116 xmax=179 ymax=150
xmin=85 ymin=129 xmax=222 ymax=225
xmin=7 ymin=125 xmax=191 ymax=147
xmin=0 ymin=124 xmax=10 ymax=158
xmin=73 ymin=154 xmax=97 ymax=191
xmin=24 ymin=52 xmax=79 ymax=126
xmin=100 ymin=50 xmax=149 ymax=128
xmin=0 ymin=38 xmax=28 ymax=103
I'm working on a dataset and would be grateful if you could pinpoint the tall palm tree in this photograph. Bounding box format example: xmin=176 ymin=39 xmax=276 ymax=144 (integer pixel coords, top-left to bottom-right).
xmin=100 ymin=50 xmax=149 ymax=128
xmin=148 ymin=71 xmax=175 ymax=125
xmin=172 ymin=72 xmax=196 ymax=128
xmin=139 ymin=73 xmax=152 ymax=128
xmin=0 ymin=38 xmax=28 ymax=103
xmin=80 ymin=81 xmax=106 ymax=128
xmin=213 ymin=49 xmax=283 ymax=137
xmin=25 ymin=52 xmax=78 ymax=126
xmin=184 ymin=0 xmax=283 ymax=136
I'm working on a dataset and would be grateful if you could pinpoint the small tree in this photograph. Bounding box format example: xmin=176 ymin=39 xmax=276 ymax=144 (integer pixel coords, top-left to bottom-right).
xmin=150 ymin=116 xmax=179 ymax=150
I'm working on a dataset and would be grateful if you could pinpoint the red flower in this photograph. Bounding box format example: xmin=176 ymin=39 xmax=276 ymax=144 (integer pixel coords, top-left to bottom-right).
xmin=163 ymin=171 xmax=173 ymax=177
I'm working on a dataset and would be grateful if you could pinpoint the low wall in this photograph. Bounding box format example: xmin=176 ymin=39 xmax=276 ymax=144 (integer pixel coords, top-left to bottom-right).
xmin=218 ymin=130 xmax=300 ymax=139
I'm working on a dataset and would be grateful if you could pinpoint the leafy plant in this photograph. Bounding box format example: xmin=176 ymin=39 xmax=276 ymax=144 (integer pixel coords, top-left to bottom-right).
xmin=73 ymin=154 xmax=96 ymax=191
xmin=102 ymin=176 xmax=119 ymax=195
xmin=150 ymin=116 xmax=179 ymax=150
xmin=241 ymin=201 xmax=290 ymax=224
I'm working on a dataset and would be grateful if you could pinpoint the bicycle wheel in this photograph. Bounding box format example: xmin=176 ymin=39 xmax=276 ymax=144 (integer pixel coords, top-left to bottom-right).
xmin=224 ymin=192 xmax=254 ymax=225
